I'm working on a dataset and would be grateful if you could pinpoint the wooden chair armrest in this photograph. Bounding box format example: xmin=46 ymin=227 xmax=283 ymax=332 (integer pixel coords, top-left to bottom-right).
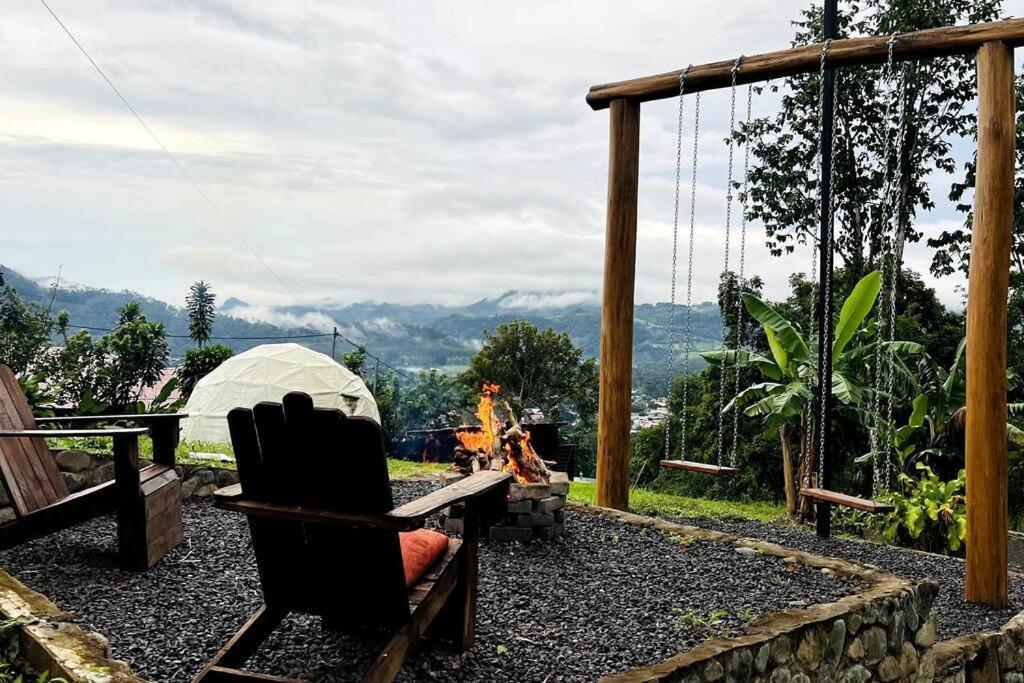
xmin=0 ymin=428 xmax=149 ymax=438
xmin=390 ymin=471 xmax=512 ymax=522
xmin=212 ymin=488 xmax=422 ymax=532
xmin=36 ymin=413 xmax=187 ymax=424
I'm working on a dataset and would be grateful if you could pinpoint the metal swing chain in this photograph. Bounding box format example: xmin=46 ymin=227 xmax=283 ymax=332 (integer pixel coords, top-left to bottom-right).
xmin=729 ymin=82 xmax=753 ymax=470
xmin=817 ymin=41 xmax=840 ymax=489
xmin=870 ymin=34 xmax=901 ymax=494
xmin=678 ymin=78 xmax=703 ymax=462
xmin=882 ymin=53 xmax=910 ymax=492
xmin=664 ymin=66 xmax=694 ymax=461
xmin=804 ymin=39 xmax=831 ymax=490
xmin=715 ymin=56 xmax=743 ymax=468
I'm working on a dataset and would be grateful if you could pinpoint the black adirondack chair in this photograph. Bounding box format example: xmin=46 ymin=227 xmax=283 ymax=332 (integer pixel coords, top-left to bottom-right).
xmin=0 ymin=364 xmax=184 ymax=569
xmin=196 ymin=392 xmax=511 ymax=683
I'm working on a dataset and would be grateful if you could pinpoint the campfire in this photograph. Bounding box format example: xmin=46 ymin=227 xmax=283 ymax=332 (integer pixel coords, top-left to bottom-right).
xmin=452 ymin=383 xmax=551 ymax=485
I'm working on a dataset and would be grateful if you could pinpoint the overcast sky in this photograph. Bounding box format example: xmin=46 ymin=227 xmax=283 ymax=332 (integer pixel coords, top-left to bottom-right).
xmin=2 ymin=1 xmax=1020 ymax=310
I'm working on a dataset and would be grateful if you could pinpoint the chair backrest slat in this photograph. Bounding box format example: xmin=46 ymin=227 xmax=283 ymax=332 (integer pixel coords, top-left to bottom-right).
xmin=0 ymin=365 xmax=68 ymax=515
xmin=229 ymin=392 xmax=409 ymax=626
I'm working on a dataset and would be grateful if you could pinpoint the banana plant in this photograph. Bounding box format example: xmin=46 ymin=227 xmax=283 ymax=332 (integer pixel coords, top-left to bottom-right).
xmin=703 ymin=271 xmax=922 ymax=515
xmin=864 ymin=338 xmax=1024 ymax=472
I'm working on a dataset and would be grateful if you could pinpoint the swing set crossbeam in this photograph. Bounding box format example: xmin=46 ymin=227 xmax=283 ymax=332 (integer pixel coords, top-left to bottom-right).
xmin=586 ymin=17 xmax=1024 ymax=109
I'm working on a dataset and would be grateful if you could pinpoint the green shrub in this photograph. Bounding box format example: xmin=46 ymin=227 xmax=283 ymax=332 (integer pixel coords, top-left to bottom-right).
xmin=841 ymin=464 xmax=966 ymax=555
xmin=178 ymin=345 xmax=235 ymax=398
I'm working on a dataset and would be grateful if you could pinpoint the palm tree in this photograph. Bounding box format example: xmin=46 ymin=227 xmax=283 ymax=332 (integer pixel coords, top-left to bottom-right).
xmin=186 ymin=281 xmax=216 ymax=347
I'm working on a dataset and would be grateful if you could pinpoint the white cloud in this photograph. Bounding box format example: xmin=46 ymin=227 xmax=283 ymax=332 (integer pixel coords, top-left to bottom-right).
xmin=0 ymin=0 xmax=1012 ymax=310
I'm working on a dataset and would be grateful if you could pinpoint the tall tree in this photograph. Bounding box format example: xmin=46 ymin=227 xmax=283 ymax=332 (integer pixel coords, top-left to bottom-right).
xmin=929 ymin=75 xmax=1024 ymax=369
xmin=460 ymin=320 xmax=598 ymax=426
xmin=186 ymin=281 xmax=216 ymax=347
xmin=738 ymin=0 xmax=1002 ymax=276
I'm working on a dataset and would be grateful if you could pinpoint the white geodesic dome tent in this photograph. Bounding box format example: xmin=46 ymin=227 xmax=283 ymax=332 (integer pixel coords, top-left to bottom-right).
xmin=180 ymin=343 xmax=380 ymax=445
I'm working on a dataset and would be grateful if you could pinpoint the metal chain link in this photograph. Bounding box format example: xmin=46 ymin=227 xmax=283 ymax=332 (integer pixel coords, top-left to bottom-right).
xmin=715 ymin=56 xmax=743 ymax=468
xmin=664 ymin=66 xmax=693 ymax=461
xmin=882 ymin=50 xmax=909 ymax=492
xmin=817 ymin=41 xmax=838 ymax=489
xmin=678 ymin=87 xmax=703 ymax=463
xmin=729 ymin=81 xmax=753 ymax=469
xmin=870 ymin=35 xmax=900 ymax=495
xmin=804 ymin=39 xmax=831 ymax=489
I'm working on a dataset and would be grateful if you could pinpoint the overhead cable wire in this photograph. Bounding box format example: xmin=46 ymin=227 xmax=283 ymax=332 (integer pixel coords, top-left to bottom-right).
xmin=38 ymin=0 xmax=416 ymax=384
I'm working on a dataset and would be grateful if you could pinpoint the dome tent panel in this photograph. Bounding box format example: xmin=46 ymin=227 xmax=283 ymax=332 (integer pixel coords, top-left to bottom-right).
xmin=180 ymin=343 xmax=380 ymax=445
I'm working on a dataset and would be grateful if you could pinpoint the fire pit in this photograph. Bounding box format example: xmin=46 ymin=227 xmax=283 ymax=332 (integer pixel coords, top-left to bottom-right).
xmin=437 ymin=382 xmax=570 ymax=541
xmin=438 ymin=469 xmax=570 ymax=541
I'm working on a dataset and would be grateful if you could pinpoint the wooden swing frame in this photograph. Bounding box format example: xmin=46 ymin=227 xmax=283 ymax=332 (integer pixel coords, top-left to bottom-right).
xmin=589 ymin=17 xmax=1021 ymax=607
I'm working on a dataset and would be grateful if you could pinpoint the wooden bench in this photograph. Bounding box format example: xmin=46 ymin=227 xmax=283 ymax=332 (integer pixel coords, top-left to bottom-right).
xmin=799 ymin=487 xmax=895 ymax=513
xmin=661 ymin=460 xmax=740 ymax=476
xmin=194 ymin=392 xmax=512 ymax=683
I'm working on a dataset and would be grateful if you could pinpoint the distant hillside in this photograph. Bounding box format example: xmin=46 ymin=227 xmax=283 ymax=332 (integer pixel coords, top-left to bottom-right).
xmin=2 ymin=266 xmax=723 ymax=392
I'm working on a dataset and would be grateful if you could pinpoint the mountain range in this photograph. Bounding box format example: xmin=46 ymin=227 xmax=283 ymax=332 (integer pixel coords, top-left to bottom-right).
xmin=2 ymin=265 xmax=724 ymax=390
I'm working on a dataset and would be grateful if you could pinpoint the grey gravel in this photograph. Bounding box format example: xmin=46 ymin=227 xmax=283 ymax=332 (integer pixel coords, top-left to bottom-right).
xmin=0 ymin=482 xmax=854 ymax=682
xmin=666 ymin=513 xmax=1024 ymax=642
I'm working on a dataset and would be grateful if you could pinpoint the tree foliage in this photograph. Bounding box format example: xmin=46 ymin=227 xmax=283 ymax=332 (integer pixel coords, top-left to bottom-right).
xmin=185 ymin=281 xmax=216 ymax=347
xmin=178 ymin=345 xmax=235 ymax=398
xmin=401 ymin=370 xmax=468 ymax=430
xmin=0 ymin=274 xmax=55 ymax=375
xmin=738 ymin=0 xmax=1002 ymax=274
xmin=460 ymin=320 xmax=598 ymax=426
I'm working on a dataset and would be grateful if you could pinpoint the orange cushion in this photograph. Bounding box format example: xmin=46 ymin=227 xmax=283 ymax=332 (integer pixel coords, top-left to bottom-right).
xmin=399 ymin=529 xmax=450 ymax=587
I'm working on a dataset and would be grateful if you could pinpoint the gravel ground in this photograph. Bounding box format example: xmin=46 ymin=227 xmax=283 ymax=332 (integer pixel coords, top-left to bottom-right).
xmin=0 ymin=482 xmax=855 ymax=682
xmin=665 ymin=513 xmax=1024 ymax=642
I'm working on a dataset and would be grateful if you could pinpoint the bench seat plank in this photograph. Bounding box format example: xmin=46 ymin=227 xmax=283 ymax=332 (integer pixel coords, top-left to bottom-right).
xmin=661 ymin=460 xmax=740 ymax=476
xmin=800 ymin=487 xmax=895 ymax=513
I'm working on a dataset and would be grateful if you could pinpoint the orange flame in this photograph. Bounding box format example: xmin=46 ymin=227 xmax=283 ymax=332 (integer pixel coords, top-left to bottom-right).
xmin=454 ymin=382 xmax=538 ymax=485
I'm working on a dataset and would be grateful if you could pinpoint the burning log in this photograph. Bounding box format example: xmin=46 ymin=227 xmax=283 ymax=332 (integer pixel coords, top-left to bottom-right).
xmin=449 ymin=384 xmax=551 ymax=484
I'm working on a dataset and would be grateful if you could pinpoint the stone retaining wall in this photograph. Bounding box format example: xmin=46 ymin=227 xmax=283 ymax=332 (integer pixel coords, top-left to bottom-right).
xmin=927 ymin=610 xmax=1024 ymax=682
xmin=0 ymin=450 xmax=241 ymax=522
xmin=578 ymin=503 xmax=939 ymax=683
xmin=0 ymin=567 xmax=143 ymax=682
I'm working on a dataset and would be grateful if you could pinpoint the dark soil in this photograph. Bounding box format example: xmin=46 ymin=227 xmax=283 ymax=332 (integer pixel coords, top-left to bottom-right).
xmin=665 ymin=513 xmax=1024 ymax=642
xmin=0 ymin=482 xmax=854 ymax=682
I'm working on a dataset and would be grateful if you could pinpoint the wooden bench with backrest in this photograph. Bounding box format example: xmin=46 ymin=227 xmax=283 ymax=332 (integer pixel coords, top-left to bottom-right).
xmin=195 ymin=392 xmax=511 ymax=683
xmin=0 ymin=364 xmax=184 ymax=569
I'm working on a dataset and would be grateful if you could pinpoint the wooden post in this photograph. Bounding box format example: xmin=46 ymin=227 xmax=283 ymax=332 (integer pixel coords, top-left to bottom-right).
xmin=965 ymin=40 xmax=1014 ymax=608
xmin=596 ymin=99 xmax=640 ymax=511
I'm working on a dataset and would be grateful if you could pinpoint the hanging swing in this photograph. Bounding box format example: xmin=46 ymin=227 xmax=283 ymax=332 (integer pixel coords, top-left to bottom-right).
xmin=660 ymin=57 xmax=751 ymax=478
xmin=798 ymin=35 xmax=909 ymax=517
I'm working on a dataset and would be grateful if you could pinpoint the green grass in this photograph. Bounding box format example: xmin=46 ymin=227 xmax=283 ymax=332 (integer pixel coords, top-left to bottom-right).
xmin=387 ymin=459 xmax=448 ymax=478
xmin=46 ymin=435 xmax=450 ymax=479
xmin=40 ymin=441 xmax=780 ymax=524
xmin=567 ymin=481 xmax=786 ymax=523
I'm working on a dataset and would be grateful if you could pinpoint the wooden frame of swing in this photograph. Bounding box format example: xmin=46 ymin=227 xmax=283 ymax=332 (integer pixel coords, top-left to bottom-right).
xmin=590 ymin=17 xmax=1019 ymax=607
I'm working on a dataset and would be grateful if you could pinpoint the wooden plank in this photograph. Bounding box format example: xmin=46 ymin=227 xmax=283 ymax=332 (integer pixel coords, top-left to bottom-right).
xmin=660 ymin=460 xmax=740 ymax=476
xmin=192 ymin=605 xmax=289 ymax=682
xmin=217 ymin=499 xmax=420 ymax=532
xmin=596 ymin=99 xmax=640 ymax=511
xmin=363 ymin=545 xmax=460 ymax=683
xmin=586 ymin=18 xmax=1024 ymax=109
xmin=965 ymin=40 xmax=1014 ymax=609
xmin=201 ymin=667 xmax=300 ymax=683
xmin=389 ymin=470 xmax=511 ymax=520
xmin=0 ymin=366 xmax=63 ymax=512
xmin=799 ymin=488 xmax=895 ymax=513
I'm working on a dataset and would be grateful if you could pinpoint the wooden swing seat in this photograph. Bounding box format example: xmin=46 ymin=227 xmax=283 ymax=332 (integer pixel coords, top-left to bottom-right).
xmin=799 ymin=487 xmax=895 ymax=513
xmin=660 ymin=460 xmax=740 ymax=476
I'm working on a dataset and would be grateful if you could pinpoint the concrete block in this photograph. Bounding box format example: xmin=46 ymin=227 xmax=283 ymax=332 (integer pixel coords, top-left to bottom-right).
xmin=536 ymin=495 xmax=565 ymax=513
